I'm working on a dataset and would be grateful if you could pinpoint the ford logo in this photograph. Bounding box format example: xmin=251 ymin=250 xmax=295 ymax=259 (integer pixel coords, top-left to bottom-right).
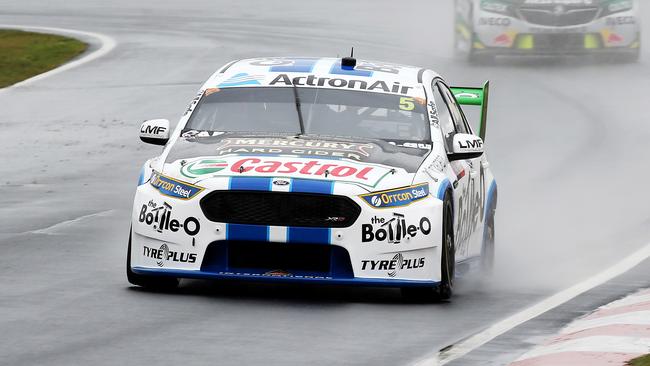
xmin=272 ymin=179 xmax=290 ymax=186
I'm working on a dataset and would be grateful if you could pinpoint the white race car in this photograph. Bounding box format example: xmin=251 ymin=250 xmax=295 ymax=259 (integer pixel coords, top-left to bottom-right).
xmin=455 ymin=0 xmax=641 ymax=62
xmin=128 ymin=57 xmax=497 ymax=300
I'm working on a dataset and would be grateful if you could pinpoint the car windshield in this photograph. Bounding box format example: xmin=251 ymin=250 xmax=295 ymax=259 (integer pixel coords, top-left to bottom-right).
xmin=186 ymin=87 xmax=431 ymax=143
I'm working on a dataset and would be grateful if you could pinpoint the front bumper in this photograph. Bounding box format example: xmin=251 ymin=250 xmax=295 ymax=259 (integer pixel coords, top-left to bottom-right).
xmin=470 ymin=8 xmax=640 ymax=55
xmin=131 ymin=267 xmax=439 ymax=287
xmin=472 ymin=33 xmax=640 ymax=56
xmin=130 ymin=176 xmax=444 ymax=287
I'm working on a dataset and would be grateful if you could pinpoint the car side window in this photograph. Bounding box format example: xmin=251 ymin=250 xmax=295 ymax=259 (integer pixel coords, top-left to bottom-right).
xmin=438 ymin=83 xmax=471 ymax=135
xmin=432 ymin=82 xmax=457 ymax=151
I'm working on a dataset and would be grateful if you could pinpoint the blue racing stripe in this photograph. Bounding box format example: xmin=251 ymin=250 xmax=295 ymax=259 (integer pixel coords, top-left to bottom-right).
xmin=484 ymin=180 xmax=497 ymax=223
xmin=287 ymin=227 xmax=331 ymax=244
xmin=270 ymin=58 xmax=317 ymax=73
xmin=291 ymin=179 xmax=334 ymax=194
xmin=229 ymin=177 xmax=272 ymax=191
xmin=287 ymin=179 xmax=333 ymax=244
xmin=227 ymin=177 xmax=272 ymax=241
xmin=329 ymin=60 xmax=373 ymax=77
xmin=437 ymin=178 xmax=451 ymax=200
xmin=137 ymin=165 xmax=147 ymax=186
xmin=227 ymin=224 xmax=269 ymax=241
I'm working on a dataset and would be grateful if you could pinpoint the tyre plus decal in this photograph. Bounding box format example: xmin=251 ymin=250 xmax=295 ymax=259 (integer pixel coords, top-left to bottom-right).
xmin=360 ymin=252 xmax=426 ymax=277
xmin=143 ymin=243 xmax=197 ymax=267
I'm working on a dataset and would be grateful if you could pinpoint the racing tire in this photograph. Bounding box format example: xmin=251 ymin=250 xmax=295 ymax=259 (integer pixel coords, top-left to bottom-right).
xmin=401 ymin=194 xmax=455 ymax=302
xmin=126 ymin=229 xmax=179 ymax=291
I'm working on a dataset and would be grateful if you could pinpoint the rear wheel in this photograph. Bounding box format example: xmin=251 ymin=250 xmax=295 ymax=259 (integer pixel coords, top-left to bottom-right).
xmin=126 ymin=229 xmax=179 ymax=291
xmin=401 ymin=194 xmax=455 ymax=302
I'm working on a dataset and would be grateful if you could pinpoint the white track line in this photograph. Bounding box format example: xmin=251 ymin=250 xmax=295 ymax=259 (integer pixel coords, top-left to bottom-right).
xmin=0 ymin=24 xmax=115 ymax=89
xmin=31 ymin=210 xmax=114 ymax=235
xmin=412 ymin=241 xmax=650 ymax=366
xmin=563 ymin=311 xmax=650 ymax=334
xmin=600 ymin=292 xmax=650 ymax=310
xmin=521 ymin=335 xmax=650 ymax=359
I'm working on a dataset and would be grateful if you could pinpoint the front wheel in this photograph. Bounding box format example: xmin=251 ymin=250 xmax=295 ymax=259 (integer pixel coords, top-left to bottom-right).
xmin=126 ymin=229 xmax=179 ymax=291
xmin=401 ymin=194 xmax=455 ymax=302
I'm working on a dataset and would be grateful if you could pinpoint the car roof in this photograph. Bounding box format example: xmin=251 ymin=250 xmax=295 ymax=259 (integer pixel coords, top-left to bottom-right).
xmin=203 ymin=57 xmax=438 ymax=97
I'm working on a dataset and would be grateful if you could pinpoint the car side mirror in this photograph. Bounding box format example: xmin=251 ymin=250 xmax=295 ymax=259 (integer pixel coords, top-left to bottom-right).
xmin=139 ymin=119 xmax=170 ymax=146
xmin=448 ymin=133 xmax=484 ymax=161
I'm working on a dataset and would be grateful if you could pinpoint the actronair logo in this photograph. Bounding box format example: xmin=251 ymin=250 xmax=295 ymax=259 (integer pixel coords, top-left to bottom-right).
xmin=269 ymin=73 xmax=415 ymax=95
xmin=359 ymin=183 xmax=429 ymax=209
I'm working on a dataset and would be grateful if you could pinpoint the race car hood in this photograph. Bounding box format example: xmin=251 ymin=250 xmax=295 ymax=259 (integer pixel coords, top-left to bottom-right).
xmin=161 ymin=132 xmax=429 ymax=191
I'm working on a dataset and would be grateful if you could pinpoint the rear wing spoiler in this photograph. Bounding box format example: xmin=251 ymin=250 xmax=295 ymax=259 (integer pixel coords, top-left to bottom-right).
xmin=450 ymin=81 xmax=490 ymax=141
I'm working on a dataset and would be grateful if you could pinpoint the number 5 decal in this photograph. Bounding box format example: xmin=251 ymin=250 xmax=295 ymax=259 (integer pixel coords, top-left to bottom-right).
xmin=399 ymin=97 xmax=415 ymax=111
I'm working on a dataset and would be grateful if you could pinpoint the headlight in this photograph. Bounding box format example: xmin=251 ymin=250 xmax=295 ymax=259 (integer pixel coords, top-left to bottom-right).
xmin=603 ymin=0 xmax=634 ymax=16
xmin=480 ymin=0 xmax=517 ymax=17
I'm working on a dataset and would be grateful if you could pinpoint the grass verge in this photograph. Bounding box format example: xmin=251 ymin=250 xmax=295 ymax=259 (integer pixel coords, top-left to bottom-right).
xmin=629 ymin=355 xmax=650 ymax=366
xmin=0 ymin=29 xmax=87 ymax=88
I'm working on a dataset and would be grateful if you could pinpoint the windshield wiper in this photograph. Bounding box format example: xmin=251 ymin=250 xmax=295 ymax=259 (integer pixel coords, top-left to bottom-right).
xmin=291 ymin=82 xmax=305 ymax=136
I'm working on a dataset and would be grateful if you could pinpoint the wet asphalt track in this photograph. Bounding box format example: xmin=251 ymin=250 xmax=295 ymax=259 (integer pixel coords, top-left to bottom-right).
xmin=1 ymin=1 xmax=650 ymax=365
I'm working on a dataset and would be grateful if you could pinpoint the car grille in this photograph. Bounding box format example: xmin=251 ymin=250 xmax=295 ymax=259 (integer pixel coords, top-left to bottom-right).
xmin=201 ymin=241 xmax=355 ymax=279
xmin=518 ymin=7 xmax=600 ymax=27
xmin=200 ymin=191 xmax=361 ymax=228
xmin=518 ymin=33 xmax=600 ymax=50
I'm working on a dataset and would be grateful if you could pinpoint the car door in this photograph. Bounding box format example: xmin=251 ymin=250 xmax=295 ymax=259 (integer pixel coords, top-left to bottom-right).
xmin=434 ymin=81 xmax=485 ymax=260
xmin=432 ymin=81 xmax=471 ymax=261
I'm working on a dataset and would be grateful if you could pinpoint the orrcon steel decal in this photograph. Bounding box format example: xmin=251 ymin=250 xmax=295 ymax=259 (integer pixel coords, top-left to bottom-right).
xmin=359 ymin=183 xmax=429 ymax=209
xmin=178 ymin=157 xmax=394 ymax=187
xmin=150 ymin=172 xmax=204 ymax=200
